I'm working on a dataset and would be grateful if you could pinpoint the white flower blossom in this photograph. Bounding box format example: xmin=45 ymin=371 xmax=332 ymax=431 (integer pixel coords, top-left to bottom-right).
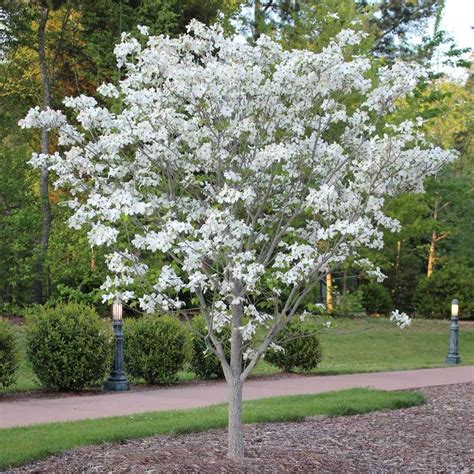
xmin=390 ymin=310 xmax=412 ymax=329
xmin=269 ymin=342 xmax=284 ymax=353
xmin=137 ymin=25 xmax=149 ymax=36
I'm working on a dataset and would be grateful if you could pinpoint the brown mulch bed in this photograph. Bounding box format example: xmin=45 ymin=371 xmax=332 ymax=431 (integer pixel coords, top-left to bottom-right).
xmin=6 ymin=383 xmax=473 ymax=473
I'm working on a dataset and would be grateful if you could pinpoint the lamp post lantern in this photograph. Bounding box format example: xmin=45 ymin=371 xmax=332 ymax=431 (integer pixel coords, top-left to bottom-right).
xmin=445 ymin=299 xmax=462 ymax=365
xmin=104 ymin=302 xmax=130 ymax=391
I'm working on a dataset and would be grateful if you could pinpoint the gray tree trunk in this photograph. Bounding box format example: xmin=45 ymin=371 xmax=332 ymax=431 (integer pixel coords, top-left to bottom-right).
xmin=227 ymin=376 xmax=244 ymax=459
xmin=227 ymin=279 xmax=245 ymax=459
xmin=34 ymin=3 xmax=52 ymax=304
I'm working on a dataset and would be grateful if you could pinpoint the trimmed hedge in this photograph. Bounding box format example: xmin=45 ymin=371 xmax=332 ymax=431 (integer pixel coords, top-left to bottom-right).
xmin=124 ymin=315 xmax=188 ymax=384
xmin=26 ymin=303 xmax=112 ymax=391
xmin=190 ymin=316 xmax=229 ymax=379
xmin=266 ymin=320 xmax=322 ymax=372
xmin=0 ymin=319 xmax=19 ymax=388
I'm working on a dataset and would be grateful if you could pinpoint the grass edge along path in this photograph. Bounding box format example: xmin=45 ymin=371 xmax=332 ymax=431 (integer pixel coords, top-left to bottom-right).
xmin=0 ymin=388 xmax=424 ymax=470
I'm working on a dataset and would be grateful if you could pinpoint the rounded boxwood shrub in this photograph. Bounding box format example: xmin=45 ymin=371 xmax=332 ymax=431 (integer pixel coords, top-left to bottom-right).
xmin=26 ymin=303 xmax=112 ymax=391
xmin=265 ymin=320 xmax=322 ymax=372
xmin=0 ymin=319 xmax=19 ymax=388
xmin=359 ymin=283 xmax=394 ymax=315
xmin=124 ymin=315 xmax=188 ymax=384
xmin=190 ymin=315 xmax=230 ymax=379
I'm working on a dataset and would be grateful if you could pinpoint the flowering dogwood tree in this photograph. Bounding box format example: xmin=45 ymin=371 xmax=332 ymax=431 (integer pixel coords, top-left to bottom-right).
xmin=21 ymin=21 xmax=453 ymax=458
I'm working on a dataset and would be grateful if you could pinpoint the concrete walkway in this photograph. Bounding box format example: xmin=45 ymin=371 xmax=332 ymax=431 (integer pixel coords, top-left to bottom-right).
xmin=1 ymin=366 xmax=472 ymax=429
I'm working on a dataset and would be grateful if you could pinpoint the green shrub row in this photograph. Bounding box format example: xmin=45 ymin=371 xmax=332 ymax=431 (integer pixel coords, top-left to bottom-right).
xmin=1 ymin=303 xmax=322 ymax=391
xmin=126 ymin=315 xmax=322 ymax=383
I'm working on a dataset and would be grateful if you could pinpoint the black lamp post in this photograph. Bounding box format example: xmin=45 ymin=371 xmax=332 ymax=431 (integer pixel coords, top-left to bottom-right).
xmin=445 ymin=299 xmax=462 ymax=365
xmin=104 ymin=302 xmax=130 ymax=391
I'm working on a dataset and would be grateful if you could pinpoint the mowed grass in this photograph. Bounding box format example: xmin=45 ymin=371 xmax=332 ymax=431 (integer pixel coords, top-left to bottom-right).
xmin=0 ymin=387 xmax=424 ymax=469
xmin=316 ymin=317 xmax=474 ymax=374
xmin=253 ymin=317 xmax=474 ymax=376
xmin=3 ymin=317 xmax=473 ymax=393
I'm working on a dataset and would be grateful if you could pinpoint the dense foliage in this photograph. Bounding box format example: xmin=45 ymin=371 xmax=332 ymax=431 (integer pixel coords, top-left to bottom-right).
xmin=124 ymin=315 xmax=189 ymax=384
xmin=332 ymin=291 xmax=365 ymax=318
xmin=26 ymin=303 xmax=112 ymax=390
xmin=359 ymin=283 xmax=394 ymax=315
xmin=413 ymin=265 xmax=474 ymax=319
xmin=0 ymin=319 xmax=19 ymax=388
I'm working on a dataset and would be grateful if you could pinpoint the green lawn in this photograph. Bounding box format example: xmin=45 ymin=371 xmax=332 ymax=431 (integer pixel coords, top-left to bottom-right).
xmin=255 ymin=317 xmax=474 ymax=376
xmin=316 ymin=318 xmax=474 ymax=374
xmin=0 ymin=387 xmax=424 ymax=469
xmin=2 ymin=317 xmax=473 ymax=394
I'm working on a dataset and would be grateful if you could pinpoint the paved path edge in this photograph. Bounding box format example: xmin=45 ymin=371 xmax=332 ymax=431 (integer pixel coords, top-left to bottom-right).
xmin=1 ymin=365 xmax=472 ymax=429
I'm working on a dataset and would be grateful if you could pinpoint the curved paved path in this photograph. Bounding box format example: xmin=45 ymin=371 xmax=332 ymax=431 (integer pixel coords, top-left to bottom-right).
xmin=1 ymin=366 xmax=472 ymax=429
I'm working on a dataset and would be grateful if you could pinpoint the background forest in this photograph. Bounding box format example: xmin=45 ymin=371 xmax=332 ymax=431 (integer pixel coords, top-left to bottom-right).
xmin=0 ymin=0 xmax=472 ymax=319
